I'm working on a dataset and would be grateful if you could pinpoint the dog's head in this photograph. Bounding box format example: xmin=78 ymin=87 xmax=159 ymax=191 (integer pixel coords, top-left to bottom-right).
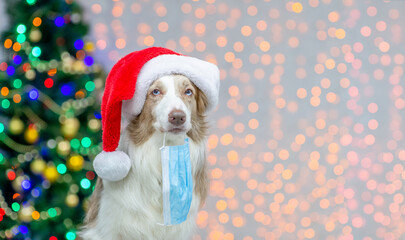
xmin=126 ymin=74 xmax=208 ymax=144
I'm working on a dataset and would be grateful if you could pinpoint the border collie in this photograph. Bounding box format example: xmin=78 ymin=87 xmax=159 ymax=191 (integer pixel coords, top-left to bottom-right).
xmin=79 ymin=74 xmax=209 ymax=240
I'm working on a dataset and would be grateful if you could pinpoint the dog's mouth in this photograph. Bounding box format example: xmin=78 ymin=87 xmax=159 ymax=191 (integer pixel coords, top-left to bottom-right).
xmin=168 ymin=127 xmax=185 ymax=134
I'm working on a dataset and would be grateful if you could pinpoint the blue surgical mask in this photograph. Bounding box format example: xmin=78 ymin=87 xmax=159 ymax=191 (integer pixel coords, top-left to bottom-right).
xmin=159 ymin=133 xmax=193 ymax=226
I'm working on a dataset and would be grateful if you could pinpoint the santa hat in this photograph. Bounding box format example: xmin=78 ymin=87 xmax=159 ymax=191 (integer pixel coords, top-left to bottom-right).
xmin=93 ymin=47 xmax=220 ymax=181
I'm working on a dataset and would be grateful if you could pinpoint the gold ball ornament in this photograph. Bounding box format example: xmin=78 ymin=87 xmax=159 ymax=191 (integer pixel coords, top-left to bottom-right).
xmin=25 ymin=69 xmax=36 ymax=80
xmin=11 ymin=176 xmax=24 ymax=192
xmin=65 ymin=194 xmax=79 ymax=208
xmin=67 ymin=155 xmax=84 ymax=172
xmin=29 ymin=30 xmax=42 ymax=42
xmin=9 ymin=117 xmax=24 ymax=135
xmin=73 ymin=61 xmax=86 ymax=72
xmin=88 ymin=119 xmax=101 ymax=132
xmin=57 ymin=140 xmax=71 ymax=157
xmin=18 ymin=206 xmax=34 ymax=222
xmin=24 ymin=128 xmax=39 ymax=144
xmin=30 ymin=159 xmax=46 ymax=174
xmin=44 ymin=166 xmax=59 ymax=183
xmin=61 ymin=118 xmax=80 ymax=139
xmin=84 ymin=42 xmax=95 ymax=52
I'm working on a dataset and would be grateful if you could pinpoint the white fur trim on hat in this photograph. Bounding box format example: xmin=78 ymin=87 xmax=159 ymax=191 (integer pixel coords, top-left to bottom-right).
xmin=93 ymin=151 xmax=131 ymax=181
xmin=122 ymin=54 xmax=220 ymax=120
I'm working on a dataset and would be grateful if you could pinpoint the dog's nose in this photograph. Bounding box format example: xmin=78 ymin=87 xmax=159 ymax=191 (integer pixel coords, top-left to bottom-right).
xmin=168 ymin=110 xmax=186 ymax=126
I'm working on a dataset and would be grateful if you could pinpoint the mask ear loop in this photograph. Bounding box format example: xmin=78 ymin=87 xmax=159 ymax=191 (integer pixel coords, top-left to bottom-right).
xmin=159 ymin=132 xmax=167 ymax=150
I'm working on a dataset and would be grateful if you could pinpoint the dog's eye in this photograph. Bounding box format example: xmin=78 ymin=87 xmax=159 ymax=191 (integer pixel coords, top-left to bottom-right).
xmin=152 ymin=89 xmax=161 ymax=95
xmin=185 ymin=89 xmax=193 ymax=96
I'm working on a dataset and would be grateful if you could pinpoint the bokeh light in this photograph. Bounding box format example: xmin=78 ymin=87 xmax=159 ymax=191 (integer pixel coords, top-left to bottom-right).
xmin=74 ymin=0 xmax=405 ymax=239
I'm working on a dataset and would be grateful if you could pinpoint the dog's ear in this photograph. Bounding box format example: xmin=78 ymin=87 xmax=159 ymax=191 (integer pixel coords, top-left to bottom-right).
xmin=196 ymin=87 xmax=209 ymax=115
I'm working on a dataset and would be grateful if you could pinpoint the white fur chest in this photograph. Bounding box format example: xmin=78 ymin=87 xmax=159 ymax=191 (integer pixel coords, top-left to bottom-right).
xmin=83 ymin=131 xmax=205 ymax=240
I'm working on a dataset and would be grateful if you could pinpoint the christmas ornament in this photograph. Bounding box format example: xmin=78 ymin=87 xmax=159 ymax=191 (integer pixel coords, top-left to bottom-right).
xmin=30 ymin=158 xmax=46 ymax=174
xmin=88 ymin=119 xmax=101 ymax=132
xmin=84 ymin=42 xmax=95 ymax=52
xmin=67 ymin=155 xmax=84 ymax=171
xmin=65 ymin=194 xmax=79 ymax=208
xmin=61 ymin=118 xmax=80 ymax=138
xmin=24 ymin=127 xmax=39 ymax=144
xmin=11 ymin=176 xmax=24 ymax=192
xmin=9 ymin=117 xmax=24 ymax=135
xmin=57 ymin=140 xmax=71 ymax=156
xmin=44 ymin=166 xmax=59 ymax=183
xmin=18 ymin=206 xmax=34 ymax=222
xmin=93 ymin=47 xmax=220 ymax=181
xmin=29 ymin=29 xmax=41 ymax=42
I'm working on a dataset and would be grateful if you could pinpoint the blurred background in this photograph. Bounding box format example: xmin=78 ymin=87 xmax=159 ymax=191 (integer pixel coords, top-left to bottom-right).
xmin=0 ymin=0 xmax=405 ymax=239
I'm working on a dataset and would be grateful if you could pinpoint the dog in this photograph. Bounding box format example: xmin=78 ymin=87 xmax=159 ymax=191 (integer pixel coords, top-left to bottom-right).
xmin=79 ymin=74 xmax=210 ymax=240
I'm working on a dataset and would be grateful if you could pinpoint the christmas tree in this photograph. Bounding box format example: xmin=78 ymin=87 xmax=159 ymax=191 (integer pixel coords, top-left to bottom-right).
xmin=0 ymin=0 xmax=104 ymax=239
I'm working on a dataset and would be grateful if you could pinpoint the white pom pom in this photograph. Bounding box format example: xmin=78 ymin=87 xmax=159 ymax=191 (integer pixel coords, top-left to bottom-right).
xmin=93 ymin=151 xmax=131 ymax=181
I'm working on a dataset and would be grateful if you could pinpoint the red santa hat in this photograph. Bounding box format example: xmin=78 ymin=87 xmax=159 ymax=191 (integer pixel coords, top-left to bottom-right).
xmin=93 ymin=47 xmax=220 ymax=181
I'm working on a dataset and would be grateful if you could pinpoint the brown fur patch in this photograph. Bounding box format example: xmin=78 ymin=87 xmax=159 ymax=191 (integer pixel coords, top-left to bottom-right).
xmin=81 ymin=178 xmax=103 ymax=229
xmin=186 ymin=82 xmax=209 ymax=144
xmin=127 ymin=80 xmax=166 ymax=145
xmin=190 ymin=86 xmax=209 ymax=207
xmin=195 ymin=158 xmax=209 ymax=208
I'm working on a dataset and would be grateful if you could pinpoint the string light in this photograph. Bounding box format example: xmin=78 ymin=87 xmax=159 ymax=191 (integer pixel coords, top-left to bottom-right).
xmin=61 ymin=84 xmax=73 ymax=96
xmin=16 ymin=24 xmax=26 ymax=34
xmin=47 ymin=208 xmax=57 ymax=218
xmin=2 ymin=99 xmax=10 ymax=109
xmin=74 ymin=39 xmax=84 ymax=50
xmin=26 ymin=0 xmax=36 ymax=5
xmin=85 ymin=81 xmax=95 ymax=92
xmin=32 ymin=17 xmax=42 ymax=27
xmin=6 ymin=66 xmax=15 ymax=76
xmin=84 ymin=56 xmax=93 ymax=66
xmin=80 ymin=178 xmax=91 ymax=189
xmin=31 ymin=47 xmax=41 ymax=57
xmin=54 ymin=17 xmax=65 ymax=27
xmin=4 ymin=39 xmax=12 ymax=48
xmin=70 ymin=139 xmax=80 ymax=149
xmin=81 ymin=137 xmax=91 ymax=148
xmin=21 ymin=180 xmax=31 ymax=190
xmin=13 ymin=55 xmax=22 ymax=65
xmin=44 ymin=78 xmax=54 ymax=88
xmin=28 ymin=89 xmax=39 ymax=100
xmin=65 ymin=231 xmax=76 ymax=240
xmin=11 ymin=202 xmax=20 ymax=212
xmin=13 ymin=79 xmax=22 ymax=88
xmin=56 ymin=164 xmax=67 ymax=174
xmin=16 ymin=34 xmax=26 ymax=43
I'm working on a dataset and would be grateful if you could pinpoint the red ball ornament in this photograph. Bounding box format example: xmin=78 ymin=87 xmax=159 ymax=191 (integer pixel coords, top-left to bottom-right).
xmin=44 ymin=78 xmax=54 ymax=88
xmin=7 ymin=170 xmax=16 ymax=181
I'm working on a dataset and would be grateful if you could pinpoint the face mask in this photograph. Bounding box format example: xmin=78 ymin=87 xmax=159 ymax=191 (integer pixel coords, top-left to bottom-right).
xmin=159 ymin=133 xmax=193 ymax=226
